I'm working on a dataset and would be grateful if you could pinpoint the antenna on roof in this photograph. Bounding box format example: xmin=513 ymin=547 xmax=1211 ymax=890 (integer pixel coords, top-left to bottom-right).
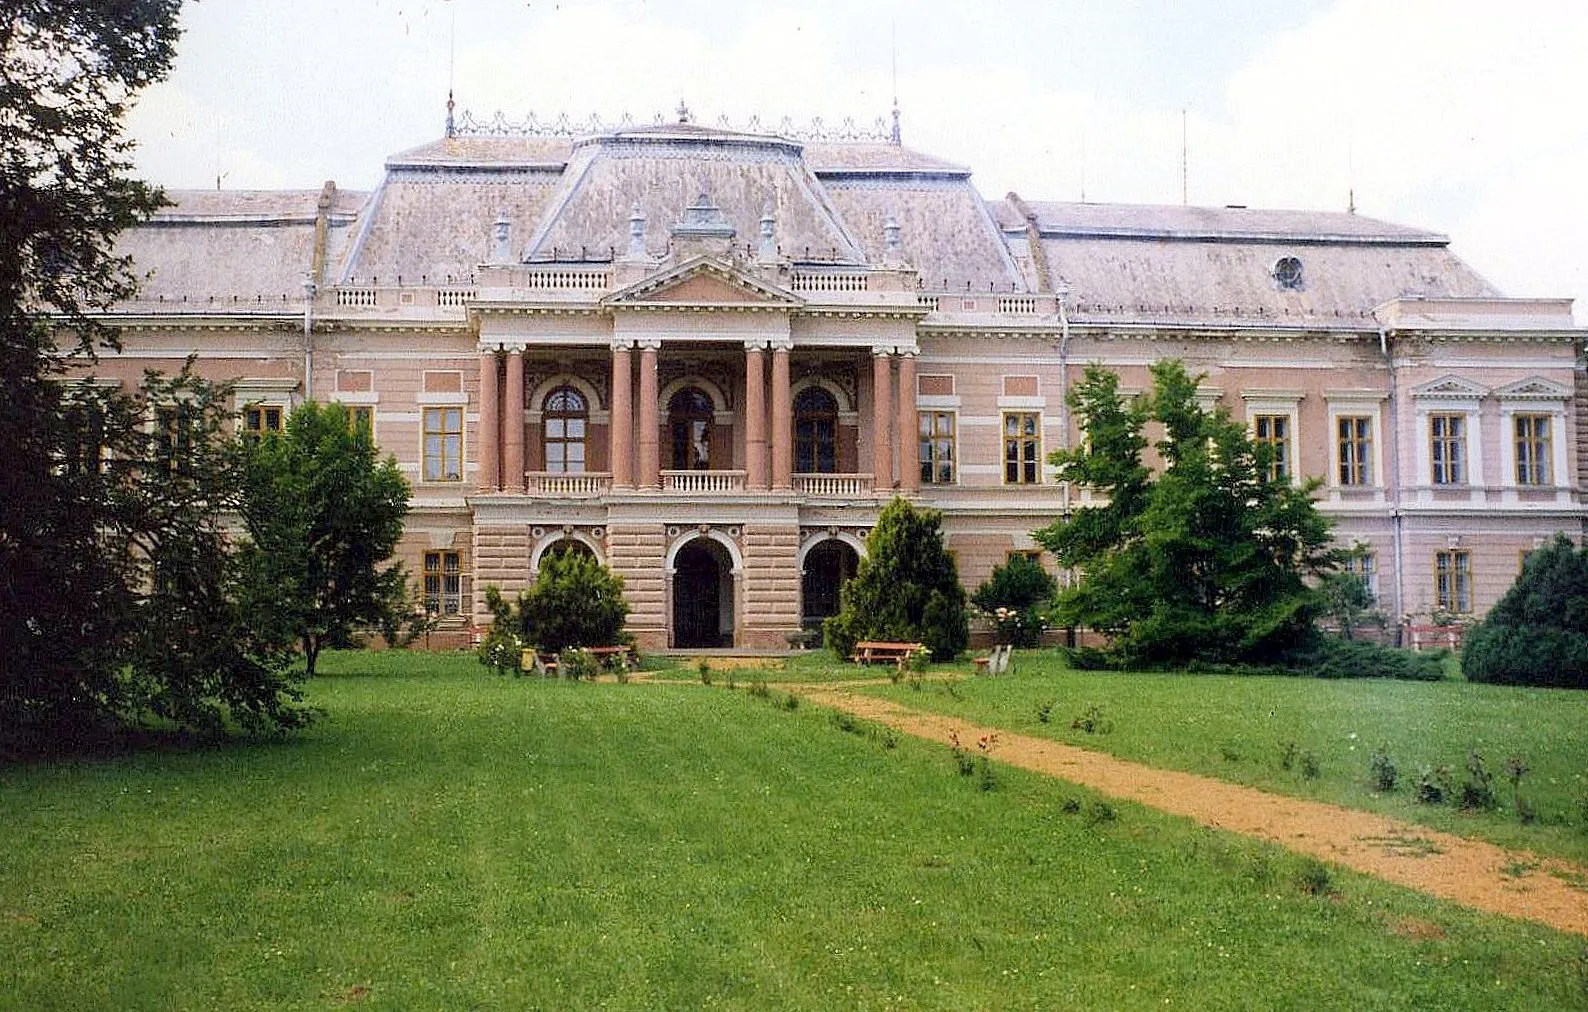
xmin=1180 ymin=108 xmax=1188 ymax=206
xmin=890 ymin=19 xmax=901 ymax=144
xmin=444 ymin=1 xmax=457 ymax=138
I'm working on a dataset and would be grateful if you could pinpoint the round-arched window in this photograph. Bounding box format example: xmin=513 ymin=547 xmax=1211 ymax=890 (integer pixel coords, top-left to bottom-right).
xmin=544 ymin=386 xmax=587 ymax=473
xmin=668 ymin=387 xmax=714 ymax=470
xmin=795 ymin=386 xmax=838 ymax=473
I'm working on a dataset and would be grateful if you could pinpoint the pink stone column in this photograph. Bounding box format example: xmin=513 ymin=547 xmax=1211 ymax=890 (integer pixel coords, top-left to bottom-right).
xmin=610 ymin=339 xmax=633 ymax=488
xmin=871 ymin=347 xmax=893 ymax=490
xmin=771 ymin=340 xmax=793 ymax=489
xmin=503 ymin=345 xmax=525 ymax=492
xmin=744 ymin=340 xmax=768 ymax=489
xmin=637 ymin=339 xmax=660 ymax=488
xmin=896 ymin=349 xmax=919 ymax=492
xmin=477 ymin=347 xmax=499 ymax=492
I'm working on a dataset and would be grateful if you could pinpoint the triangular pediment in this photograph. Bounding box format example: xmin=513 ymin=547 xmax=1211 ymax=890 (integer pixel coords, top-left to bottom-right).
xmin=1492 ymin=376 xmax=1572 ymax=401
xmin=605 ymin=256 xmax=802 ymax=309
xmin=1410 ymin=374 xmax=1486 ymax=399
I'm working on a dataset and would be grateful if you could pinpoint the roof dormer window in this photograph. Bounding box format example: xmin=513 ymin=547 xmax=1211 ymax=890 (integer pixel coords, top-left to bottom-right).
xmin=1273 ymin=256 xmax=1304 ymax=291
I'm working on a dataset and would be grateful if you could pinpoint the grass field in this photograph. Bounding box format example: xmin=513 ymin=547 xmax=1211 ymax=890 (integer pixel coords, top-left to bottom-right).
xmin=865 ymin=650 xmax=1588 ymax=866
xmin=2 ymin=651 xmax=1587 ymax=1009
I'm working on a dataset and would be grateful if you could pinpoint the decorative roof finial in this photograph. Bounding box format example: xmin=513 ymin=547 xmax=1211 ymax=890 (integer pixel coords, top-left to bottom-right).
xmin=627 ymin=203 xmax=647 ymax=260
xmin=446 ymin=88 xmax=456 ymax=138
xmin=758 ymin=202 xmax=777 ymax=261
xmin=677 ymin=99 xmax=692 ymax=124
xmin=492 ymin=210 xmax=512 ymax=264
xmin=891 ymin=101 xmax=901 ymax=145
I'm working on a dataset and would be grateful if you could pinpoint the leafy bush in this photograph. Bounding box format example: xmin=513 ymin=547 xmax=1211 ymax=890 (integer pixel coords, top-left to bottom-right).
xmin=1369 ymin=749 xmax=1399 ymax=792
xmin=1290 ymin=637 xmax=1444 ymax=681
xmin=1460 ymin=750 xmax=1497 ymax=811
xmin=557 ymin=647 xmax=601 ymax=681
xmin=1463 ymin=534 xmax=1588 ymax=687
xmin=1416 ymin=765 xmax=1453 ymax=805
xmin=971 ymin=554 xmax=1057 ymax=647
xmin=518 ymin=550 xmax=629 ymax=653
xmin=824 ymin=498 xmax=969 ymax=661
xmin=476 ymin=586 xmax=525 ymax=676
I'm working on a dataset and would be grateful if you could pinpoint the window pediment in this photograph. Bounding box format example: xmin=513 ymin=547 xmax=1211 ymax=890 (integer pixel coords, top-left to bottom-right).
xmin=1409 ymin=375 xmax=1486 ymax=400
xmin=1491 ymin=376 xmax=1571 ymax=402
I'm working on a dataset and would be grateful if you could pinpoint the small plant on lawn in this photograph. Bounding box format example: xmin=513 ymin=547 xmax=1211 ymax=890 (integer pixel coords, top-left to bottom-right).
xmin=1220 ymin=743 xmax=1243 ymax=763
xmin=1036 ymin=699 xmax=1056 ymax=724
xmin=976 ymin=734 xmax=1000 ymax=791
xmin=948 ymin=731 xmax=976 ymax=777
xmin=1061 ymin=797 xmax=1082 ymax=814
xmin=697 ymin=659 xmax=712 ymax=685
xmin=945 ymin=680 xmax=963 ymax=701
xmin=1071 ymin=704 xmax=1111 ymax=734
xmin=908 ymin=672 xmax=923 ymax=692
xmin=1461 ymin=750 xmax=1497 ymax=812
xmin=725 ymin=673 xmax=737 ymax=691
xmin=1279 ymin=740 xmax=1298 ymax=770
xmin=476 ymin=586 xmax=526 ymax=676
xmin=832 ymin=711 xmax=859 ymax=735
xmin=781 ymin=693 xmax=800 ymax=711
xmin=1416 ymin=765 xmax=1454 ymax=805
xmin=1299 ymin=750 xmax=1321 ymax=780
xmin=1369 ymin=748 xmax=1399 ymax=792
xmin=1506 ymin=756 xmax=1536 ymax=824
xmin=748 ymin=680 xmax=770 ymax=699
xmin=882 ymin=728 xmax=899 ymax=750
xmin=558 ymin=647 xmax=600 ymax=681
xmin=1296 ymin=858 xmax=1334 ymax=897
xmin=1085 ymin=800 xmax=1117 ymax=826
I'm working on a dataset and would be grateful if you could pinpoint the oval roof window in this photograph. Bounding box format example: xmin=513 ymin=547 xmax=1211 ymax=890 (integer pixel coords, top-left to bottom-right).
xmin=1273 ymin=256 xmax=1304 ymax=290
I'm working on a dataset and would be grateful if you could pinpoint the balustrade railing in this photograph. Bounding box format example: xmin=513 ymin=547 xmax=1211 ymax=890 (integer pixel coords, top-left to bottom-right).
xmin=520 ymin=268 xmax=611 ymax=291
xmin=790 ymin=272 xmax=869 ymax=293
xmin=524 ymin=471 xmax=612 ymax=497
xmin=661 ymin=470 xmax=747 ymax=493
xmin=793 ymin=473 xmax=875 ymax=498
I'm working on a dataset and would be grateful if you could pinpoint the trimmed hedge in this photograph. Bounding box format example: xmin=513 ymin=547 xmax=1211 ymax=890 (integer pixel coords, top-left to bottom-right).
xmin=1061 ymin=634 xmax=1445 ymax=681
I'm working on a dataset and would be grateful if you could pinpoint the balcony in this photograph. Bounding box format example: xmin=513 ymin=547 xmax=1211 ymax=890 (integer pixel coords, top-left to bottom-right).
xmin=524 ymin=471 xmax=612 ymax=497
xmin=661 ymin=470 xmax=747 ymax=493
xmin=793 ymin=473 xmax=875 ymax=498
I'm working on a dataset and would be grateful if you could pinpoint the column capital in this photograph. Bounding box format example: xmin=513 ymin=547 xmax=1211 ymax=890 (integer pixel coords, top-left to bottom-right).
xmin=477 ymin=340 xmax=501 ymax=355
xmin=870 ymin=343 xmax=897 ymax=358
xmin=743 ymin=336 xmax=770 ymax=352
xmin=502 ymin=340 xmax=527 ymax=355
xmin=895 ymin=345 xmax=919 ymax=359
xmin=767 ymin=335 xmax=794 ymax=352
xmin=612 ymin=336 xmax=636 ymax=352
xmin=635 ymin=337 xmax=663 ymax=352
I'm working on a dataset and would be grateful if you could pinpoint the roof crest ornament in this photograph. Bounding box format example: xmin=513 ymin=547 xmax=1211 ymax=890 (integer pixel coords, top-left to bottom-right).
xmin=450 ymin=107 xmax=895 ymax=143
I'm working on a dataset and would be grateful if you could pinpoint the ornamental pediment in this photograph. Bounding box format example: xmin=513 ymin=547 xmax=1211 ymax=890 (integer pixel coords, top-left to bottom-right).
xmin=1491 ymin=376 xmax=1572 ymax=401
xmin=604 ymin=256 xmax=802 ymax=310
xmin=1409 ymin=374 xmax=1486 ymax=399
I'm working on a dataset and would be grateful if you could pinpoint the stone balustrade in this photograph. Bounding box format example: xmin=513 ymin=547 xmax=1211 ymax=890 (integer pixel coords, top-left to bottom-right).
xmin=793 ymin=473 xmax=875 ymax=498
xmin=524 ymin=471 xmax=612 ymax=497
xmin=661 ymin=470 xmax=748 ymax=493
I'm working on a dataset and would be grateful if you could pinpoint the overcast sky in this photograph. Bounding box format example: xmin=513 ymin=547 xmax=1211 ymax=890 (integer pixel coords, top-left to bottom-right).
xmin=127 ymin=0 xmax=1588 ymax=321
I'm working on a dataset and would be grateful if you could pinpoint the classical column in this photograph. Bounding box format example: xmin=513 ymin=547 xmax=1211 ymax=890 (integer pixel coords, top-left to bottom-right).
xmin=610 ymin=338 xmax=634 ymax=488
xmin=871 ymin=346 xmax=894 ymax=490
xmin=477 ymin=345 xmax=500 ymax=492
xmin=637 ymin=338 xmax=660 ymax=488
xmin=771 ymin=338 xmax=793 ymax=489
xmin=896 ymin=348 xmax=919 ymax=492
xmin=502 ymin=344 xmax=525 ymax=492
xmin=744 ymin=339 xmax=768 ymax=489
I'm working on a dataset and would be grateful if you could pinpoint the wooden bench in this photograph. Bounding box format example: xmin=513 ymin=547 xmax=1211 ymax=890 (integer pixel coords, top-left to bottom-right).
xmin=851 ymin=641 xmax=926 ymax=667
xmin=974 ymin=643 xmax=1013 ymax=676
xmin=522 ymin=644 xmax=638 ymax=677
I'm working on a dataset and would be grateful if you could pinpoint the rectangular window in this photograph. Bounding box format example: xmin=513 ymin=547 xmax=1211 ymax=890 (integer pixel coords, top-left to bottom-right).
xmin=1430 ymin=413 xmax=1467 ymax=485
xmin=1003 ymin=412 xmax=1041 ymax=485
xmin=243 ymin=404 xmax=283 ymax=434
xmin=424 ymin=551 xmax=462 ymax=616
xmin=1008 ymin=549 xmax=1042 ymax=565
xmin=1344 ymin=552 xmax=1377 ymax=603
xmin=918 ymin=411 xmax=956 ymax=484
xmin=1254 ymin=414 xmax=1289 ymax=482
xmin=1514 ymin=414 xmax=1552 ymax=486
xmin=1336 ymin=416 xmax=1372 ymax=486
xmin=1435 ymin=550 xmax=1472 ymax=614
xmin=349 ymin=406 xmax=373 ymax=435
xmin=423 ymin=407 xmax=463 ymax=481
xmin=155 ymin=404 xmax=196 ymax=476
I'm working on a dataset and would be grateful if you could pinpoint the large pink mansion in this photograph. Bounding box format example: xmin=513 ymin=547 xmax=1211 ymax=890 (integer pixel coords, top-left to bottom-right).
xmin=91 ymin=113 xmax=1585 ymax=648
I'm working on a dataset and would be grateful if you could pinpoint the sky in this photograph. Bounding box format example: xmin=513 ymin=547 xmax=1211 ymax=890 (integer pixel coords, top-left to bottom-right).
xmin=126 ymin=0 xmax=1588 ymax=321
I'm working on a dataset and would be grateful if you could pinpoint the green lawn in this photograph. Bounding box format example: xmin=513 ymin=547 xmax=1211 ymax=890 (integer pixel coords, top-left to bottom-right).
xmin=864 ymin=650 xmax=1588 ymax=865
xmin=1 ymin=652 xmax=1585 ymax=1010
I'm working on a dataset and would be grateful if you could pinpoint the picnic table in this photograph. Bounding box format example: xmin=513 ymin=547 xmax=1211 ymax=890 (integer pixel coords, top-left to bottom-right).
xmin=851 ymin=641 xmax=926 ymax=667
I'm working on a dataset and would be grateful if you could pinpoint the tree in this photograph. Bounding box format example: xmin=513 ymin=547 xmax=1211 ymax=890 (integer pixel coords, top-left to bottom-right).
xmin=0 ymin=4 xmax=317 ymax=746
xmin=236 ymin=401 xmax=414 ymax=678
xmin=1035 ymin=361 xmax=1337 ymax=667
xmin=515 ymin=548 xmax=630 ymax=654
xmin=1462 ymin=534 xmax=1588 ymax=688
xmin=971 ymin=554 xmax=1057 ymax=647
xmin=824 ymin=497 xmax=969 ymax=661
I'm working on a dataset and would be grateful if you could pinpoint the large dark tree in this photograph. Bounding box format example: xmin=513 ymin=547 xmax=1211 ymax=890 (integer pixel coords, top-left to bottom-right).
xmin=236 ymin=402 xmax=414 ymax=678
xmin=824 ymin=497 xmax=969 ymax=661
xmin=1462 ymin=534 xmax=1588 ymax=688
xmin=1035 ymin=361 xmax=1337 ymax=667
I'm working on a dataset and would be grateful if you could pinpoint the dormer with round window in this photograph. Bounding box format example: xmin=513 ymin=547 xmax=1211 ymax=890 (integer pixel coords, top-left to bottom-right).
xmin=1273 ymin=255 xmax=1304 ymax=290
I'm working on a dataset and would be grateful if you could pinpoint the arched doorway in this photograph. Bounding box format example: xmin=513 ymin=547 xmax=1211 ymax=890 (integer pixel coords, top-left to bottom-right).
xmin=673 ymin=538 xmax=734 ymax=647
xmin=795 ymin=386 xmax=838 ymax=473
xmin=801 ymin=539 xmax=859 ymax=630
xmin=668 ymin=387 xmax=714 ymax=470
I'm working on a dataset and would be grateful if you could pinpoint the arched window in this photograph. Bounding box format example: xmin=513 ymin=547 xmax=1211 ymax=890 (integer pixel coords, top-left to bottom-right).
xmin=795 ymin=386 xmax=838 ymax=473
xmin=544 ymin=386 xmax=587 ymax=473
xmin=668 ymin=387 xmax=714 ymax=470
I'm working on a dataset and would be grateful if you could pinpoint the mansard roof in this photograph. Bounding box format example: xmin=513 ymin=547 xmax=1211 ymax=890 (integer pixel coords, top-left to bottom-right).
xmin=112 ymin=119 xmax=1543 ymax=328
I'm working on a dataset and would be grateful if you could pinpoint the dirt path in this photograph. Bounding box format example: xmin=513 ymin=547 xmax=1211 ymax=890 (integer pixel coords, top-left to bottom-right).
xmin=790 ymin=683 xmax=1588 ymax=938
